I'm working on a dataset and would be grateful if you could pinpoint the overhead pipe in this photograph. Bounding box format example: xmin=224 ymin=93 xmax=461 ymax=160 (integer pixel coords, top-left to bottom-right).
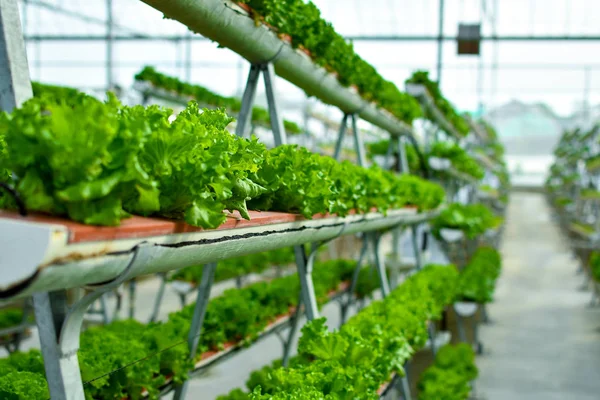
xmin=139 ymin=0 xmax=414 ymax=138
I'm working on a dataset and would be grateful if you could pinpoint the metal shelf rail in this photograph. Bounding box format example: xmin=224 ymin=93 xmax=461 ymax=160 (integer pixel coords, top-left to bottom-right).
xmin=0 ymin=208 xmax=441 ymax=300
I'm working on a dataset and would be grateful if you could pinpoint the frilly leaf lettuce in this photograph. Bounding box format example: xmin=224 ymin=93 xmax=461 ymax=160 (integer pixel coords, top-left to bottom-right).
xmin=457 ymin=246 xmax=502 ymax=303
xmin=229 ymin=264 xmax=460 ymax=400
xmin=429 ymin=142 xmax=484 ymax=180
xmin=1 ymin=95 xmax=444 ymax=228
xmin=417 ymin=343 xmax=478 ymax=400
xmin=249 ymin=145 xmax=445 ymax=218
xmin=432 ymin=203 xmax=500 ymax=239
xmin=0 ymin=93 xmax=158 ymax=225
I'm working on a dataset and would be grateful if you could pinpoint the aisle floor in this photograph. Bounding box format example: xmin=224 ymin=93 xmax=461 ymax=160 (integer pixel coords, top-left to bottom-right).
xmin=477 ymin=192 xmax=600 ymax=400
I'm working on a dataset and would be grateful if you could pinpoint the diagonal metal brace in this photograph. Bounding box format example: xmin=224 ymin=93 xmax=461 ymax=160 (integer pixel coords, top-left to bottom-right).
xmin=340 ymin=237 xmax=369 ymax=325
xmin=173 ymin=262 xmax=217 ymax=400
xmin=235 ymin=62 xmax=287 ymax=146
xmin=333 ymin=113 xmax=366 ymax=167
xmin=367 ymin=232 xmax=391 ymax=297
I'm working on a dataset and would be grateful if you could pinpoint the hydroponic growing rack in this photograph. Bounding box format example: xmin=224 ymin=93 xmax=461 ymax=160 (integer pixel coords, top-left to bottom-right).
xmin=0 ymin=0 xmax=506 ymax=399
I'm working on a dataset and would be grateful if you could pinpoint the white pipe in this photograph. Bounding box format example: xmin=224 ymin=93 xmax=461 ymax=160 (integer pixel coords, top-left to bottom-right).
xmin=0 ymin=208 xmax=440 ymax=300
xmin=139 ymin=0 xmax=414 ymax=137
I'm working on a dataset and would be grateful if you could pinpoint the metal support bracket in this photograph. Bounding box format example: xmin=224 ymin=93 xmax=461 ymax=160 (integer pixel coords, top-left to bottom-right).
xmin=292 ymin=223 xmax=351 ymax=322
xmin=294 ymin=244 xmax=319 ymax=321
xmin=340 ymin=238 xmax=369 ymax=325
xmin=395 ymin=362 xmax=412 ymax=400
xmin=398 ymin=136 xmax=410 ymax=174
xmin=173 ymin=262 xmax=217 ymax=400
xmin=333 ymin=113 xmax=366 ymax=166
xmin=235 ymin=62 xmax=287 ymax=146
xmin=128 ymin=279 xmax=136 ymax=319
xmin=148 ymin=272 xmax=168 ymax=323
xmin=278 ymin=292 xmax=303 ymax=367
xmin=0 ymin=0 xmax=33 ymax=112
xmin=427 ymin=321 xmax=438 ymax=357
xmin=411 ymin=225 xmax=424 ymax=271
xmin=367 ymin=232 xmax=391 ymax=297
xmin=33 ymin=243 xmax=155 ymax=400
xmin=384 ymin=136 xmax=410 ymax=174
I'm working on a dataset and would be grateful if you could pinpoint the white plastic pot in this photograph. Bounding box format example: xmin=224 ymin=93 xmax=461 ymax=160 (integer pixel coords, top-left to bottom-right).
xmin=454 ymin=301 xmax=478 ymax=317
xmin=440 ymin=228 xmax=465 ymax=242
xmin=428 ymin=157 xmax=452 ymax=171
xmin=484 ymin=228 xmax=498 ymax=238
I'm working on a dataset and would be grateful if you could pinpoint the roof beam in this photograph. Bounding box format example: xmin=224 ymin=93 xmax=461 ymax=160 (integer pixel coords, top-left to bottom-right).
xmin=23 ymin=34 xmax=600 ymax=42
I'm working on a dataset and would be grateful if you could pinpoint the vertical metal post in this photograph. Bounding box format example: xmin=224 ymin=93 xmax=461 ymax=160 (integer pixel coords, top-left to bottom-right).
xmin=106 ymin=0 xmax=113 ymax=90
xmin=481 ymin=303 xmax=490 ymax=323
xmin=384 ymin=137 xmax=396 ymax=169
xmin=175 ymin=39 xmax=182 ymax=77
xmin=340 ymin=238 xmax=369 ymax=325
xmin=396 ymin=362 xmax=412 ymax=400
xmin=294 ymin=245 xmax=319 ymax=320
xmin=427 ymin=321 xmax=438 ymax=356
xmin=303 ymin=99 xmax=311 ymax=147
xmin=32 ymin=245 xmax=151 ymax=400
xmin=411 ymin=225 xmax=423 ymax=270
xmin=178 ymin=292 xmax=187 ymax=308
xmin=476 ymin=53 xmax=484 ymax=116
xmin=235 ymin=58 xmax=244 ymax=96
xmin=333 ymin=114 xmax=348 ymax=161
xmin=262 ymin=63 xmax=287 ymax=146
xmin=436 ymin=0 xmax=445 ymax=84
xmin=235 ymin=64 xmax=261 ymax=138
xmin=173 ymin=262 xmax=217 ymax=400
xmin=148 ymin=273 xmax=167 ymax=323
xmin=33 ymin=292 xmax=70 ymax=400
xmin=456 ymin=314 xmax=467 ymax=342
xmin=128 ymin=280 xmax=136 ymax=319
xmin=0 ymin=0 xmax=33 ymax=111
xmin=369 ymin=232 xmax=391 ymax=297
xmin=473 ymin=315 xmax=482 ymax=354
xmin=21 ymin=0 xmax=27 ymax=39
xmin=583 ymin=66 xmax=591 ymax=126
xmin=490 ymin=0 xmax=499 ymax=106
xmin=98 ymin=294 xmax=109 ymax=323
xmin=398 ymin=136 xmax=409 ymax=174
xmin=281 ymin=293 xmax=303 ymax=367
xmin=388 ymin=227 xmax=404 ymax=288
xmin=350 ymin=113 xmax=367 ymax=167
xmin=476 ymin=0 xmax=485 ymax=116
xmin=185 ymin=31 xmax=192 ymax=82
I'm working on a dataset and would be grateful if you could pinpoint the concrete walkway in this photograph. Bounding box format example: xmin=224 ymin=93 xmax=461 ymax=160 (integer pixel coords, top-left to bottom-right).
xmin=477 ymin=192 xmax=600 ymax=400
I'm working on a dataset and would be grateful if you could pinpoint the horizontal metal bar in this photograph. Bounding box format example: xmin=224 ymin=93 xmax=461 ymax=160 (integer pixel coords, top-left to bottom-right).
xmin=23 ymin=34 xmax=600 ymax=42
xmin=26 ymin=0 xmax=146 ymax=38
xmin=348 ymin=35 xmax=600 ymax=41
